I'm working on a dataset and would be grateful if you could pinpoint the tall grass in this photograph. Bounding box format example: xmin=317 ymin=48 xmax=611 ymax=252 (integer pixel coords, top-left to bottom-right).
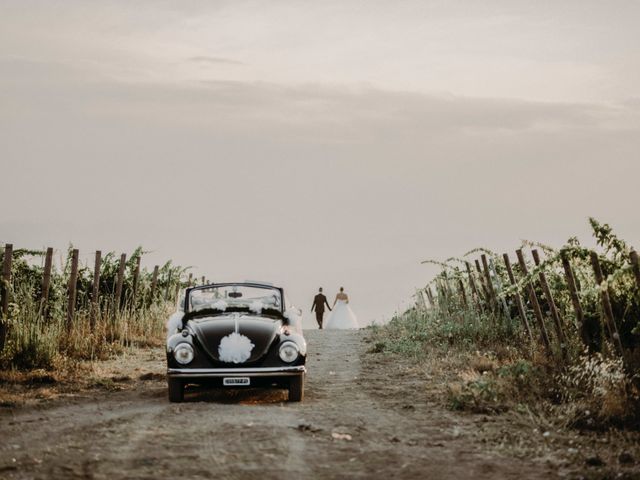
xmin=0 ymin=246 xmax=186 ymax=370
xmin=375 ymin=218 xmax=640 ymax=427
xmin=416 ymin=218 xmax=640 ymax=368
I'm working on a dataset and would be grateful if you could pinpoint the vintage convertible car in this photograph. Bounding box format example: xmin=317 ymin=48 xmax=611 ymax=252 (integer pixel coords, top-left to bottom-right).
xmin=165 ymin=282 xmax=306 ymax=402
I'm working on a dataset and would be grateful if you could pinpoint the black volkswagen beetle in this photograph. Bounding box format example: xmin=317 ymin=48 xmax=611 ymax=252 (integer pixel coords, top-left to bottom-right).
xmin=166 ymin=282 xmax=306 ymax=402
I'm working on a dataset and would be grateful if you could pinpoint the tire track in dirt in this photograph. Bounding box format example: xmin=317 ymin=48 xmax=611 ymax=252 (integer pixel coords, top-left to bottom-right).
xmin=0 ymin=329 xmax=556 ymax=479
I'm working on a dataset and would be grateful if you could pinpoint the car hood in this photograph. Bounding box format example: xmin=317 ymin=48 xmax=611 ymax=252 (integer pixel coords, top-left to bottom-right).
xmin=188 ymin=314 xmax=281 ymax=364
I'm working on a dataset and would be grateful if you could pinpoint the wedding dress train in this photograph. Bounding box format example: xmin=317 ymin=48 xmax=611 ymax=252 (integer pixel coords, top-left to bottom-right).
xmin=325 ymin=300 xmax=359 ymax=329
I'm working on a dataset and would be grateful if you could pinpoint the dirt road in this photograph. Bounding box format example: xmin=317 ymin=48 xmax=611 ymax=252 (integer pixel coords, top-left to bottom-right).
xmin=0 ymin=330 xmax=557 ymax=479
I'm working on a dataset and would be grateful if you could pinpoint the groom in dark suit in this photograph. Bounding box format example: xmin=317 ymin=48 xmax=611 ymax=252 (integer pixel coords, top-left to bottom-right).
xmin=311 ymin=287 xmax=332 ymax=329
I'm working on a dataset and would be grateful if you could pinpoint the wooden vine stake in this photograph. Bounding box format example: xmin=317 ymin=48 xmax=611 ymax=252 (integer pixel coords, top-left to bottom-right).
xmin=531 ymin=249 xmax=567 ymax=359
xmin=151 ymin=266 xmax=159 ymax=299
xmin=425 ymin=286 xmax=435 ymax=308
xmin=457 ymin=278 xmax=468 ymax=308
xmin=114 ymin=253 xmax=126 ymax=312
xmin=1 ymin=244 xmax=12 ymax=317
xmin=435 ymin=280 xmax=447 ymax=313
xmin=560 ymin=251 xmax=591 ymax=351
xmin=474 ymin=259 xmax=491 ymax=309
xmin=630 ymin=249 xmax=640 ymax=290
xmin=590 ymin=251 xmax=624 ymax=357
xmin=480 ymin=253 xmax=498 ymax=313
xmin=132 ymin=255 xmax=141 ymax=305
xmin=481 ymin=254 xmax=499 ymax=318
xmin=489 ymin=257 xmax=511 ymax=321
xmin=174 ymin=281 xmax=181 ymax=305
xmin=465 ymin=262 xmax=483 ymax=314
xmin=41 ymin=247 xmax=53 ymax=317
xmin=502 ymin=253 xmax=532 ymax=342
xmin=419 ymin=288 xmax=428 ymax=308
xmin=441 ymin=271 xmax=452 ymax=301
xmin=165 ymin=270 xmax=173 ymax=300
xmin=90 ymin=250 xmax=101 ymax=329
xmin=0 ymin=244 xmax=13 ymax=352
xmin=66 ymin=249 xmax=79 ymax=332
xmin=516 ymin=249 xmax=552 ymax=354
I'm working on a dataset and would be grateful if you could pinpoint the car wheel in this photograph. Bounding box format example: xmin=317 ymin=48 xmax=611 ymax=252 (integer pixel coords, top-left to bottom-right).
xmin=288 ymin=373 xmax=305 ymax=402
xmin=168 ymin=377 xmax=184 ymax=403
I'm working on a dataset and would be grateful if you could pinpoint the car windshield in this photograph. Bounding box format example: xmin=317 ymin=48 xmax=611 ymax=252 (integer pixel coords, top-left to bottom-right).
xmin=188 ymin=285 xmax=282 ymax=314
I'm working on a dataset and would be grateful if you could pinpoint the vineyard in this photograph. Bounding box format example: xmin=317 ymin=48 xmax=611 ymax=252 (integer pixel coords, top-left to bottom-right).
xmin=1 ymin=226 xmax=639 ymax=476
xmin=0 ymin=245 xmax=198 ymax=370
xmin=375 ymin=218 xmax=640 ymax=428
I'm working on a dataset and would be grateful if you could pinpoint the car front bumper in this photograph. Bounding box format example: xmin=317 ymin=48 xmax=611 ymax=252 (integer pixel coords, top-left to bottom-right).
xmin=167 ymin=365 xmax=306 ymax=378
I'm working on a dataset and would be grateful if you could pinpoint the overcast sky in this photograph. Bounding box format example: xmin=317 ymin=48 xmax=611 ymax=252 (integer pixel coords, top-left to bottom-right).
xmin=1 ymin=0 xmax=639 ymax=327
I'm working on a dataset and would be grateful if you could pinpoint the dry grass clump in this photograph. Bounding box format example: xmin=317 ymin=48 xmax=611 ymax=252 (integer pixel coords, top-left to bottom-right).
xmin=367 ymin=297 xmax=640 ymax=475
xmin=370 ymin=305 xmax=640 ymax=433
xmin=0 ymin=363 xmax=88 ymax=406
xmin=0 ymin=245 xmax=186 ymax=371
xmin=0 ymin=344 xmax=165 ymax=406
xmin=418 ymin=339 xmax=640 ymax=430
xmin=469 ymin=353 xmax=498 ymax=373
xmin=445 ymin=354 xmax=551 ymax=414
xmin=1 ymin=300 xmax=170 ymax=373
xmin=559 ymin=354 xmax=640 ymax=429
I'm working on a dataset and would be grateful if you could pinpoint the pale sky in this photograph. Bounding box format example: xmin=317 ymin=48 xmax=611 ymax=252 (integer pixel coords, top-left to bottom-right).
xmin=1 ymin=0 xmax=639 ymax=327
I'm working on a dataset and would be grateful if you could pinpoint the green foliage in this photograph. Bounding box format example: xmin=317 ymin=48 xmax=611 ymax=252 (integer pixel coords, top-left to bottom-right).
xmin=589 ymin=217 xmax=630 ymax=262
xmin=376 ymin=218 xmax=640 ymax=426
xmin=0 ymin=245 xmax=190 ymax=370
xmin=497 ymin=360 xmax=532 ymax=378
xmin=558 ymin=353 xmax=640 ymax=428
xmin=417 ymin=218 xmax=640 ymax=368
xmin=447 ymin=377 xmax=502 ymax=413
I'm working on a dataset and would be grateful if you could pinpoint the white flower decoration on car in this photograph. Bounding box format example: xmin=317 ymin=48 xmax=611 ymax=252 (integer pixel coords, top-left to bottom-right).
xmin=249 ymin=300 xmax=264 ymax=314
xmin=218 ymin=332 xmax=255 ymax=363
xmin=212 ymin=300 xmax=228 ymax=311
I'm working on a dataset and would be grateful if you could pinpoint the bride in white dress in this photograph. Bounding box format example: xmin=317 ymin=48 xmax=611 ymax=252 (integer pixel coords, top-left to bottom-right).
xmin=325 ymin=287 xmax=359 ymax=329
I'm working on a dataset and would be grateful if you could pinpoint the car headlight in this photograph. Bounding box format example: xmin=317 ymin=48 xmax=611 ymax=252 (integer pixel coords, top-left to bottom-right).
xmin=279 ymin=341 xmax=300 ymax=363
xmin=173 ymin=343 xmax=194 ymax=365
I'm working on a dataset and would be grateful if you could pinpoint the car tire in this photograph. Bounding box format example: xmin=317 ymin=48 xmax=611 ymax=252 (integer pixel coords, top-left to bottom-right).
xmin=288 ymin=373 xmax=305 ymax=402
xmin=168 ymin=377 xmax=184 ymax=403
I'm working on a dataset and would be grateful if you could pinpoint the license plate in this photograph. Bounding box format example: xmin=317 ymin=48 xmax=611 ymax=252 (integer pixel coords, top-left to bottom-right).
xmin=223 ymin=377 xmax=250 ymax=386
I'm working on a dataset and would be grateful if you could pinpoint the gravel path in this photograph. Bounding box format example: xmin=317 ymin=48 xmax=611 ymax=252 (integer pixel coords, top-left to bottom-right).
xmin=0 ymin=330 xmax=555 ymax=479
